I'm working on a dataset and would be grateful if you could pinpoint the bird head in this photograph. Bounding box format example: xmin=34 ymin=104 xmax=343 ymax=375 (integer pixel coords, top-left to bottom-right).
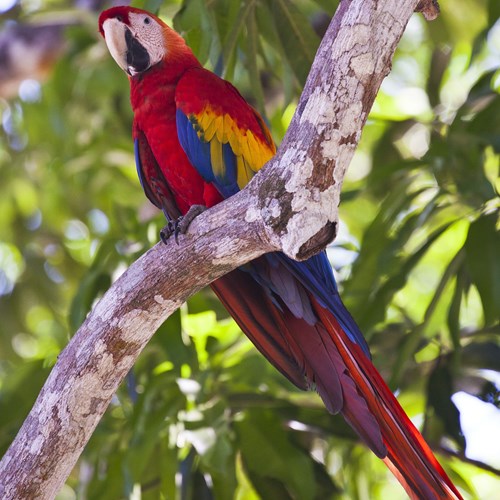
xmin=98 ymin=6 xmax=188 ymax=77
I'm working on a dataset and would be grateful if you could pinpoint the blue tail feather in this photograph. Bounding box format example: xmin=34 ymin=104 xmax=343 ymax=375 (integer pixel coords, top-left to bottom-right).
xmin=271 ymin=252 xmax=371 ymax=358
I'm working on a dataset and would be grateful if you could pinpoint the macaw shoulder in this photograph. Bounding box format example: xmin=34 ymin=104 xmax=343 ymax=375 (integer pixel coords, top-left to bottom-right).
xmin=175 ymin=67 xmax=275 ymax=155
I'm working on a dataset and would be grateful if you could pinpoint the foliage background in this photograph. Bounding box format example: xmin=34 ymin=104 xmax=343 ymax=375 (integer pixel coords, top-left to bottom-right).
xmin=0 ymin=0 xmax=499 ymax=498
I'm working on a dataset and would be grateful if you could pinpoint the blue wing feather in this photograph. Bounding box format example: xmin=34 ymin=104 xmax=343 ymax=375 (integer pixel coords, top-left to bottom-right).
xmin=176 ymin=109 xmax=239 ymax=198
xmin=176 ymin=110 xmax=214 ymax=183
xmin=220 ymin=143 xmax=239 ymax=197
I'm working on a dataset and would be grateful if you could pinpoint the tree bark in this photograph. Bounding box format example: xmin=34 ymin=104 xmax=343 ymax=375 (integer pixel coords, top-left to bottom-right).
xmin=0 ymin=0 xmax=432 ymax=498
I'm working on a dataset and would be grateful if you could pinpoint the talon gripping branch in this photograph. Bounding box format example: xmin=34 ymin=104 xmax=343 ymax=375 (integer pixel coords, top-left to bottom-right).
xmin=99 ymin=7 xmax=462 ymax=498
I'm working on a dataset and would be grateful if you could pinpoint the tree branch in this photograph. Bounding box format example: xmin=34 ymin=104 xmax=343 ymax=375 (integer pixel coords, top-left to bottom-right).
xmin=0 ymin=1 xmax=433 ymax=498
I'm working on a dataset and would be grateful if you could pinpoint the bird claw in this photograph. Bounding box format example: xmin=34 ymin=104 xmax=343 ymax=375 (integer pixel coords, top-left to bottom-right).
xmin=160 ymin=220 xmax=178 ymax=244
xmin=160 ymin=204 xmax=207 ymax=245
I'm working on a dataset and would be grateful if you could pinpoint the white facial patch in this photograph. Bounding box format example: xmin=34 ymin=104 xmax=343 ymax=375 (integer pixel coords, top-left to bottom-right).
xmin=128 ymin=12 xmax=166 ymax=67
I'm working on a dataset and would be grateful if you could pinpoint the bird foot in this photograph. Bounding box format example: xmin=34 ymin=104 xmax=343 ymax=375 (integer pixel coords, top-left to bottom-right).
xmin=160 ymin=204 xmax=207 ymax=244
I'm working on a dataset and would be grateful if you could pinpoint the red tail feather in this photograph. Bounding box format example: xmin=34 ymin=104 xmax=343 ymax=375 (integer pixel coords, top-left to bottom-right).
xmin=311 ymin=295 xmax=462 ymax=499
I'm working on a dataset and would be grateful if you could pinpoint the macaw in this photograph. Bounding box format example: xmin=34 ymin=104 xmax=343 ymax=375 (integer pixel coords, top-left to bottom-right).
xmin=98 ymin=7 xmax=462 ymax=499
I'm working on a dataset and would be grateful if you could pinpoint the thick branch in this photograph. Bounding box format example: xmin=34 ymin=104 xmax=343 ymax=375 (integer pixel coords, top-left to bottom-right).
xmin=0 ymin=1 xmax=431 ymax=498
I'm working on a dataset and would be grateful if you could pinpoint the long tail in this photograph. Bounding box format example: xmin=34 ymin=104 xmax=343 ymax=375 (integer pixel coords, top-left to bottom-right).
xmin=311 ymin=297 xmax=462 ymax=499
xmin=211 ymin=256 xmax=462 ymax=499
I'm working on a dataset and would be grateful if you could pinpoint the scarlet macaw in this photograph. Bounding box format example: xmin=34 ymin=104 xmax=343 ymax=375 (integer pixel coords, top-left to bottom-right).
xmin=98 ymin=7 xmax=462 ymax=499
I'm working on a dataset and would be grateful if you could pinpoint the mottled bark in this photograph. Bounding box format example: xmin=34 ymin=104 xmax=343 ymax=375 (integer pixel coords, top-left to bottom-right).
xmin=0 ymin=1 xmax=435 ymax=498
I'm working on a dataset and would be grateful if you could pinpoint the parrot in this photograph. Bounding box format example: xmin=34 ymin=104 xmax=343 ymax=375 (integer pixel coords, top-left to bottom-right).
xmin=98 ymin=7 xmax=462 ymax=499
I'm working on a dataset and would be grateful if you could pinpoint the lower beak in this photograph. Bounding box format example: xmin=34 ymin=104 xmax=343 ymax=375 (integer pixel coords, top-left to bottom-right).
xmin=125 ymin=28 xmax=150 ymax=75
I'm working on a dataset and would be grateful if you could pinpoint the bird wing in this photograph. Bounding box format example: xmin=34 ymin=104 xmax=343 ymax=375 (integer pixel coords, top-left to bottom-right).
xmin=175 ymin=67 xmax=275 ymax=198
xmin=134 ymin=129 xmax=182 ymax=221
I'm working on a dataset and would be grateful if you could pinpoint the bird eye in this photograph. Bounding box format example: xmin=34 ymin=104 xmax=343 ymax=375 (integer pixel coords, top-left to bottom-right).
xmin=115 ymin=14 xmax=123 ymax=21
xmin=144 ymin=17 xmax=151 ymax=24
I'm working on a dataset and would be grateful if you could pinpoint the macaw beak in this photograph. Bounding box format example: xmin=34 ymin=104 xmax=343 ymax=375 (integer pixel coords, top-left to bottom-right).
xmin=102 ymin=18 xmax=150 ymax=76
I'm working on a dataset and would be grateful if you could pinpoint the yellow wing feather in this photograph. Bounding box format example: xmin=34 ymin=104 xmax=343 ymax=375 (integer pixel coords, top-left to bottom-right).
xmin=193 ymin=105 xmax=276 ymax=190
xmin=203 ymin=116 xmax=218 ymax=142
xmin=214 ymin=115 xmax=225 ymax=143
xmin=210 ymin=138 xmax=225 ymax=181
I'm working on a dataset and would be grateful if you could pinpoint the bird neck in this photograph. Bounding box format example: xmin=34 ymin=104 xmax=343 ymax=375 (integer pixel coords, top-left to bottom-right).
xmin=129 ymin=51 xmax=201 ymax=112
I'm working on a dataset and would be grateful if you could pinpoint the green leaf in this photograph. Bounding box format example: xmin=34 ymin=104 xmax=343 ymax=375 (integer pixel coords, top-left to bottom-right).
xmin=345 ymin=189 xmax=456 ymax=331
xmin=390 ymin=246 xmax=464 ymax=386
xmin=426 ymin=48 xmax=452 ymax=108
xmin=255 ymin=2 xmax=297 ymax=104
xmin=463 ymin=74 xmax=500 ymax=154
xmin=131 ymin=0 xmax=164 ymax=14
xmin=174 ymin=0 xmax=219 ymax=65
xmin=235 ymin=410 xmax=316 ymax=500
xmin=465 ymin=213 xmax=500 ymax=325
xmin=268 ymin=0 xmax=320 ymax=85
xmin=219 ymin=0 xmax=254 ymax=79
xmin=310 ymin=0 xmax=339 ymax=14
xmin=68 ymin=270 xmax=111 ymax=332
xmin=245 ymin=5 xmax=266 ymax=115
xmin=447 ymin=269 xmax=465 ymax=352
xmin=200 ymin=433 xmax=237 ymax=500
xmin=0 ymin=361 xmax=49 ymax=455
xmin=159 ymin=435 xmax=179 ymax=499
xmin=488 ymin=0 xmax=500 ymax=28
xmin=119 ymin=371 xmax=185 ymax=495
xmin=155 ymin=309 xmax=199 ymax=374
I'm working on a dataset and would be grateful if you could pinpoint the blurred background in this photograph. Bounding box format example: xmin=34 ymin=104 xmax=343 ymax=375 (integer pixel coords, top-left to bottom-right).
xmin=0 ymin=0 xmax=499 ymax=498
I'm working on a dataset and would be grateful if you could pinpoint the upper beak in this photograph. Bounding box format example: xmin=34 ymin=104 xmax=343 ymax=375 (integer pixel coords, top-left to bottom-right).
xmin=102 ymin=18 xmax=128 ymax=73
xmin=102 ymin=18 xmax=150 ymax=76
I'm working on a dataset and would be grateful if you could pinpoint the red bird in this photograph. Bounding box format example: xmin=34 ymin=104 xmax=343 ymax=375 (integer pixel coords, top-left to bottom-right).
xmin=99 ymin=7 xmax=462 ymax=499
